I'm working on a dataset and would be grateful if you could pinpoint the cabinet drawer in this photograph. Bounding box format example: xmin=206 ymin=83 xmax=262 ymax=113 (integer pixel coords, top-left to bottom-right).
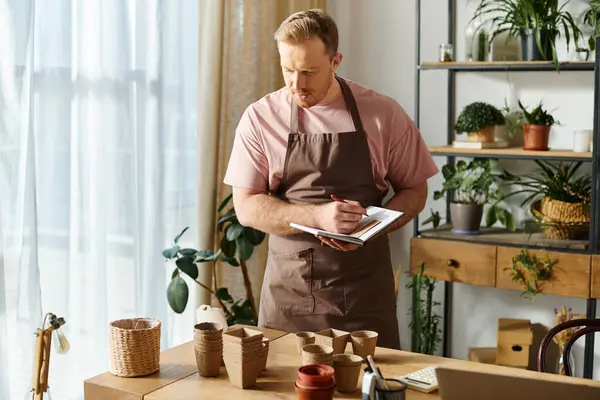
xmin=496 ymin=247 xmax=591 ymax=299
xmin=410 ymin=238 xmax=496 ymax=286
xmin=591 ymin=256 xmax=600 ymax=298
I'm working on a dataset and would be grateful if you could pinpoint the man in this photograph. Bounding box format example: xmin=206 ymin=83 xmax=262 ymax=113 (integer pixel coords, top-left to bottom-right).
xmin=223 ymin=9 xmax=438 ymax=349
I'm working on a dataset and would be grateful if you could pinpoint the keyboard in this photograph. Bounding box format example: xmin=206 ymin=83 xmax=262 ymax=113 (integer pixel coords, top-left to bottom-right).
xmin=396 ymin=366 xmax=439 ymax=393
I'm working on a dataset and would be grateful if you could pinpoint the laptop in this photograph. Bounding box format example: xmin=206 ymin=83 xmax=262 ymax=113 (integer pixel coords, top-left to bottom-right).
xmin=435 ymin=366 xmax=600 ymax=400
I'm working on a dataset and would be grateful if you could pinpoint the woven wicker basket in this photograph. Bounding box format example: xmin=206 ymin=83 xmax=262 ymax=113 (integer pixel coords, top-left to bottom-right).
xmin=531 ymin=198 xmax=590 ymax=240
xmin=109 ymin=318 xmax=161 ymax=377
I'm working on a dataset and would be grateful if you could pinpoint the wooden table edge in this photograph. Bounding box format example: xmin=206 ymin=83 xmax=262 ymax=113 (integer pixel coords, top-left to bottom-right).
xmin=83 ymin=325 xmax=289 ymax=400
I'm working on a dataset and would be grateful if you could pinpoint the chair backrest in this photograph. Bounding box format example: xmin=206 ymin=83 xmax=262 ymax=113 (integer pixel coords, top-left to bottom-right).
xmin=537 ymin=318 xmax=600 ymax=376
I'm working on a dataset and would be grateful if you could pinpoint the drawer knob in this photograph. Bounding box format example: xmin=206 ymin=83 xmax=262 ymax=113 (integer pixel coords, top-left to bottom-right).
xmin=447 ymin=259 xmax=459 ymax=268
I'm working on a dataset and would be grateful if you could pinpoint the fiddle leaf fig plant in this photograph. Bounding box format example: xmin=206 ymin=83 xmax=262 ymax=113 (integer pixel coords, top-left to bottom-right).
xmin=162 ymin=193 xmax=266 ymax=326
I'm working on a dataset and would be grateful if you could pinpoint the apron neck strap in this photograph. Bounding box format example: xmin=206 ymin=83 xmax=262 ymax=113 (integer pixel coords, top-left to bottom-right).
xmin=289 ymin=75 xmax=364 ymax=134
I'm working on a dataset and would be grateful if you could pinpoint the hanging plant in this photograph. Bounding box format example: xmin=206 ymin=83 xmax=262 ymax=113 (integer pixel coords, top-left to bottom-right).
xmin=507 ymin=249 xmax=558 ymax=301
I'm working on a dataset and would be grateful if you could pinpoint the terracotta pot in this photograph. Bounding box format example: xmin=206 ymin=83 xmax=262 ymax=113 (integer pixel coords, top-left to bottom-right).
xmin=297 ymin=364 xmax=335 ymax=387
xmin=523 ymin=124 xmax=551 ymax=150
xmin=468 ymin=125 xmax=495 ymax=143
xmin=296 ymin=365 xmax=336 ymax=400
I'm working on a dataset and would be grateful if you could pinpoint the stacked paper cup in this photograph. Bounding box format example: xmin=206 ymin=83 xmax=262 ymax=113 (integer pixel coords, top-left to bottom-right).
xmin=300 ymin=344 xmax=334 ymax=366
xmin=222 ymin=327 xmax=265 ymax=389
xmin=193 ymin=322 xmax=223 ymax=377
xmin=260 ymin=337 xmax=270 ymax=372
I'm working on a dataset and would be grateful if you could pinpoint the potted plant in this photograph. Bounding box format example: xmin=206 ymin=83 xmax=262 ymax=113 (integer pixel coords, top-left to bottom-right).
xmin=499 ymin=160 xmax=591 ymax=240
xmin=406 ymin=262 xmax=442 ymax=355
xmin=455 ymin=102 xmax=505 ymax=143
xmin=430 ymin=158 xmax=515 ymax=235
xmin=162 ymin=193 xmax=266 ymax=325
xmin=576 ymin=2 xmax=599 ymax=60
xmin=517 ymin=100 xmax=556 ymax=150
xmin=472 ymin=0 xmax=583 ymax=70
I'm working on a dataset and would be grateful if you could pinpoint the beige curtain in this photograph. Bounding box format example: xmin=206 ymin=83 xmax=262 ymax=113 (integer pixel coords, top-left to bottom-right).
xmin=196 ymin=0 xmax=326 ymax=310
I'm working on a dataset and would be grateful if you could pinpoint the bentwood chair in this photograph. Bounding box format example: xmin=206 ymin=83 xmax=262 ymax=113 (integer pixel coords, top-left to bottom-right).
xmin=537 ymin=318 xmax=600 ymax=376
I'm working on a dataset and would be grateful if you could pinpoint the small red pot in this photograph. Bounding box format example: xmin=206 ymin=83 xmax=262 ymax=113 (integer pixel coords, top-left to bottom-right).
xmin=295 ymin=364 xmax=336 ymax=400
xmin=297 ymin=364 xmax=335 ymax=387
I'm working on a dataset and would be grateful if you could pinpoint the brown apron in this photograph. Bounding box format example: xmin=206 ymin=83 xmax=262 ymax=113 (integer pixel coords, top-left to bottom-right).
xmin=257 ymin=76 xmax=401 ymax=349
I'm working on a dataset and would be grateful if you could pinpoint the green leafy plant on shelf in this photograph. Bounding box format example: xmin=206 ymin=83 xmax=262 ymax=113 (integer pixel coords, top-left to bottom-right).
xmin=583 ymin=1 xmax=600 ymax=50
xmin=508 ymin=249 xmax=558 ymax=301
xmin=471 ymin=0 xmax=583 ymax=70
xmin=422 ymin=158 xmax=515 ymax=233
xmin=455 ymin=102 xmax=505 ymax=142
xmin=496 ymin=160 xmax=591 ymax=240
xmin=498 ymin=160 xmax=591 ymax=206
xmin=162 ymin=193 xmax=266 ymax=326
xmin=406 ymin=262 xmax=442 ymax=355
xmin=518 ymin=100 xmax=556 ymax=126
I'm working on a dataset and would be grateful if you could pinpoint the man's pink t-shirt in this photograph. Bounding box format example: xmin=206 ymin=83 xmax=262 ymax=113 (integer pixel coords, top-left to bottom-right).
xmin=223 ymin=79 xmax=438 ymax=195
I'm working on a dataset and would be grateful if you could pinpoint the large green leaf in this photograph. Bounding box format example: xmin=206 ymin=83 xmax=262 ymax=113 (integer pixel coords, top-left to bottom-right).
xmin=244 ymin=227 xmax=265 ymax=245
xmin=162 ymin=245 xmax=180 ymax=259
xmin=167 ymin=276 xmax=189 ymax=314
xmin=195 ymin=249 xmax=221 ymax=262
xmin=220 ymin=235 xmax=237 ymax=257
xmin=236 ymin=236 xmax=254 ymax=261
xmin=179 ymin=248 xmax=197 ymax=257
xmin=174 ymin=227 xmax=189 ymax=244
xmin=217 ymin=209 xmax=236 ymax=231
xmin=221 ymin=256 xmax=240 ymax=267
xmin=217 ymin=193 xmax=233 ymax=212
xmin=216 ymin=287 xmax=234 ymax=303
xmin=176 ymin=256 xmax=198 ymax=280
xmin=226 ymin=223 xmax=244 ymax=241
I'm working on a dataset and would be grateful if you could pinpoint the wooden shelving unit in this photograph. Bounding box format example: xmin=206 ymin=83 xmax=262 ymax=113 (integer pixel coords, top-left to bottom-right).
xmin=428 ymin=145 xmax=592 ymax=161
xmin=420 ymin=225 xmax=589 ymax=252
xmin=420 ymin=61 xmax=595 ymax=71
xmin=413 ymin=0 xmax=600 ymax=379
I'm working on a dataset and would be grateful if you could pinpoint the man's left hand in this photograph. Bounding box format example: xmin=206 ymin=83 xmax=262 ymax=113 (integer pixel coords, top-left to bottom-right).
xmin=316 ymin=235 xmax=360 ymax=251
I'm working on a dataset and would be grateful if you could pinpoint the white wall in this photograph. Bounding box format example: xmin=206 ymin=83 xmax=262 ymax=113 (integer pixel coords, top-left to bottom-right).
xmin=326 ymin=0 xmax=598 ymax=380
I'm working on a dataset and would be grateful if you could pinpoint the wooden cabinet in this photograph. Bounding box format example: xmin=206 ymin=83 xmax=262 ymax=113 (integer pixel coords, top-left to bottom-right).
xmin=591 ymin=255 xmax=600 ymax=298
xmin=410 ymin=238 xmax=496 ymax=287
xmin=496 ymin=247 xmax=591 ymax=299
xmin=411 ymin=238 xmax=593 ymax=299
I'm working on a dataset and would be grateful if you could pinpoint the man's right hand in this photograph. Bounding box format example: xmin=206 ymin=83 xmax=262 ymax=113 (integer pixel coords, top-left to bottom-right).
xmin=316 ymin=200 xmax=367 ymax=234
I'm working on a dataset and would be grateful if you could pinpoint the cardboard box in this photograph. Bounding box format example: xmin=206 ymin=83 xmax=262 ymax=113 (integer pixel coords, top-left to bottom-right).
xmin=496 ymin=318 xmax=532 ymax=368
xmin=468 ymin=347 xmax=497 ymax=365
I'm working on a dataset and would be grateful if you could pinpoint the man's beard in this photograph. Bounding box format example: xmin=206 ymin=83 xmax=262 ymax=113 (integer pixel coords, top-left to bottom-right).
xmin=293 ymin=73 xmax=333 ymax=108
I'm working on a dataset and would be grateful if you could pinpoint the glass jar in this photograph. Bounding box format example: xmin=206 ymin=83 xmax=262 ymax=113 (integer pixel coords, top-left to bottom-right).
xmin=439 ymin=44 xmax=454 ymax=62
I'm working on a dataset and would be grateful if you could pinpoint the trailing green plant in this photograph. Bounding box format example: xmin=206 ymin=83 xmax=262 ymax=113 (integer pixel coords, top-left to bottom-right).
xmin=406 ymin=262 xmax=442 ymax=355
xmin=518 ymin=100 xmax=556 ymax=126
xmin=162 ymin=193 xmax=266 ymax=325
xmin=429 ymin=158 xmax=516 ymax=231
xmin=508 ymin=249 xmax=558 ymax=301
xmin=455 ymin=102 xmax=505 ymax=134
xmin=471 ymin=0 xmax=583 ymax=70
xmin=500 ymin=100 xmax=526 ymax=138
xmin=498 ymin=160 xmax=592 ymax=206
xmin=584 ymin=1 xmax=600 ymax=50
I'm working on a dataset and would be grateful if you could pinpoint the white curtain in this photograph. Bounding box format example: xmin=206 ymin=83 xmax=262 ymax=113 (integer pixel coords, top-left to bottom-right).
xmin=0 ymin=1 xmax=199 ymax=399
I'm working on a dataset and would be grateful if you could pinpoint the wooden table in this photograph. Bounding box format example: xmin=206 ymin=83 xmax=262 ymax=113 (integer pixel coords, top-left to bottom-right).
xmin=84 ymin=325 xmax=600 ymax=399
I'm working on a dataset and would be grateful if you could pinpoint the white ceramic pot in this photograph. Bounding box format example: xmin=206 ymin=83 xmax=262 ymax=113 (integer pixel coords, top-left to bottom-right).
xmin=196 ymin=305 xmax=228 ymax=330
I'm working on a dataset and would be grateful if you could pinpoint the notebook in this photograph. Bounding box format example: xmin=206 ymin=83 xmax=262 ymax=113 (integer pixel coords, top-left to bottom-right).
xmin=290 ymin=206 xmax=404 ymax=245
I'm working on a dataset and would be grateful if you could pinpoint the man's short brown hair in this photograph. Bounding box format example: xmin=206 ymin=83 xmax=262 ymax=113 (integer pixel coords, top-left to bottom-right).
xmin=274 ymin=9 xmax=339 ymax=56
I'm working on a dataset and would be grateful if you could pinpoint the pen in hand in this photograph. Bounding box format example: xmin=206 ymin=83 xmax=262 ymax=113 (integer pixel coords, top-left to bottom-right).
xmin=330 ymin=194 xmax=368 ymax=216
